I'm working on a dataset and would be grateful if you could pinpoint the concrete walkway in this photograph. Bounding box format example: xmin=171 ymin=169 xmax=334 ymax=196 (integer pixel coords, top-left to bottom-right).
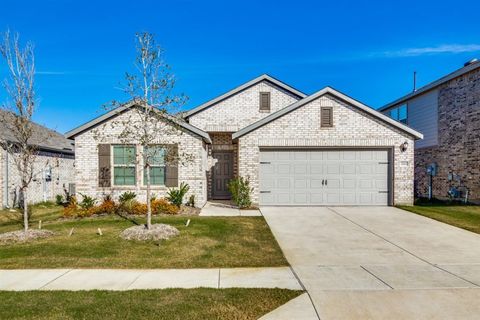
xmin=0 ymin=267 xmax=302 ymax=291
xmin=200 ymin=201 xmax=261 ymax=216
xmin=259 ymin=293 xmax=318 ymax=320
xmin=262 ymin=206 xmax=480 ymax=320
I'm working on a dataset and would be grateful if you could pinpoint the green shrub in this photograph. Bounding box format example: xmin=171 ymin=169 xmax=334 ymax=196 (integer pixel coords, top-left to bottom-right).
xmin=119 ymin=191 xmax=137 ymax=203
xmin=228 ymin=176 xmax=253 ymax=209
xmin=55 ymin=194 xmax=64 ymax=205
xmin=167 ymin=182 xmax=190 ymax=207
xmin=186 ymin=194 xmax=195 ymax=207
xmin=79 ymin=194 xmax=97 ymax=210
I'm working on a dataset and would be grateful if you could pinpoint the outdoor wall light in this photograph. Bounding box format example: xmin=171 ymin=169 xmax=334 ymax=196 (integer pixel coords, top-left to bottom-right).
xmin=400 ymin=141 xmax=408 ymax=152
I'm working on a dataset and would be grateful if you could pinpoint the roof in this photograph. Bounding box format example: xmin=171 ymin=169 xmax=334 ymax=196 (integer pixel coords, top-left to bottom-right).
xmin=232 ymin=86 xmax=424 ymax=140
xmin=379 ymin=61 xmax=480 ymax=111
xmin=0 ymin=109 xmax=74 ymax=154
xmin=64 ymin=101 xmax=212 ymax=143
xmin=183 ymin=74 xmax=307 ymax=118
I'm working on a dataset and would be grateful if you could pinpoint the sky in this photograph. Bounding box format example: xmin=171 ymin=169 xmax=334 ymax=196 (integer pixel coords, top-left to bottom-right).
xmin=0 ymin=0 xmax=479 ymax=133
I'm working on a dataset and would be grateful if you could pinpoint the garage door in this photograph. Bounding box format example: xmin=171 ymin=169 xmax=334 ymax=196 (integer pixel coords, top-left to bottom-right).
xmin=259 ymin=149 xmax=390 ymax=206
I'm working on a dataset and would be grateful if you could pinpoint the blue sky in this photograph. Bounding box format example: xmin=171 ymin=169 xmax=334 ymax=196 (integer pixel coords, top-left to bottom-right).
xmin=1 ymin=0 xmax=479 ymax=133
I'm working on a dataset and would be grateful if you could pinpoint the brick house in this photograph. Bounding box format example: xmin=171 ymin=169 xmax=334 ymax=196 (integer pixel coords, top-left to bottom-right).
xmin=66 ymin=74 xmax=422 ymax=207
xmin=0 ymin=110 xmax=75 ymax=208
xmin=379 ymin=60 xmax=480 ymax=202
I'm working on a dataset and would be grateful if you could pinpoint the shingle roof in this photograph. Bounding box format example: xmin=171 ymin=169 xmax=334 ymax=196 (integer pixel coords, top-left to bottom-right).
xmin=0 ymin=109 xmax=74 ymax=154
xmin=232 ymin=86 xmax=423 ymax=140
xmin=379 ymin=61 xmax=480 ymax=111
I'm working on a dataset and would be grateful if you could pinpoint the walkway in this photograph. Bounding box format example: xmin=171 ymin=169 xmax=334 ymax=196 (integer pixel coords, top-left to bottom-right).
xmin=0 ymin=267 xmax=301 ymax=291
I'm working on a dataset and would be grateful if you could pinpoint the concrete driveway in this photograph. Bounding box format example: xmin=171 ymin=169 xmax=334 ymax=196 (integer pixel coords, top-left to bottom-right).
xmin=262 ymin=206 xmax=480 ymax=319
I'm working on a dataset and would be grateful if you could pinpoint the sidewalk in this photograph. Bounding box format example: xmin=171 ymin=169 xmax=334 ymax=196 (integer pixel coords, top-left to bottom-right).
xmin=0 ymin=267 xmax=302 ymax=291
xmin=199 ymin=201 xmax=261 ymax=216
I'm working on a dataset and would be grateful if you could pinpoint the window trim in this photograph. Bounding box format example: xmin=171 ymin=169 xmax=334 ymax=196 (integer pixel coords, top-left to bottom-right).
xmin=259 ymin=92 xmax=271 ymax=111
xmin=320 ymin=107 xmax=333 ymax=128
xmin=112 ymin=145 xmax=137 ymax=186
xmin=142 ymin=145 xmax=166 ymax=186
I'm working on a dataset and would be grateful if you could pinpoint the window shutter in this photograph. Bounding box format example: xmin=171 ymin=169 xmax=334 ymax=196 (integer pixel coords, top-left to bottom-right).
xmin=98 ymin=144 xmax=111 ymax=187
xmin=259 ymin=92 xmax=271 ymax=111
xmin=165 ymin=144 xmax=179 ymax=187
xmin=321 ymin=107 xmax=333 ymax=127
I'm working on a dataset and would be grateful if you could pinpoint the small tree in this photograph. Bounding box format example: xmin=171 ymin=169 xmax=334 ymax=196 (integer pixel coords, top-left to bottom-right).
xmin=0 ymin=31 xmax=43 ymax=232
xmin=94 ymin=32 xmax=189 ymax=230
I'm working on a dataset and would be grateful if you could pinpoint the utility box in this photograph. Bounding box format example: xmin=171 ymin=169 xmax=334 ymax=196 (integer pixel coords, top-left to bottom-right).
xmin=426 ymin=163 xmax=437 ymax=176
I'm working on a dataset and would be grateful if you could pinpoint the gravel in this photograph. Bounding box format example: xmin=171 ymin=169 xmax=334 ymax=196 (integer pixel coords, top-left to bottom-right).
xmin=120 ymin=223 xmax=180 ymax=241
xmin=0 ymin=229 xmax=54 ymax=244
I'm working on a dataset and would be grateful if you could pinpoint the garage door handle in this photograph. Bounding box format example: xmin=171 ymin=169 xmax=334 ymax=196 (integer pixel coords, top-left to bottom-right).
xmin=325 ymin=179 xmax=328 ymax=186
xmin=260 ymin=162 xmax=271 ymax=164
xmin=260 ymin=191 xmax=271 ymax=193
xmin=378 ymin=162 xmax=389 ymax=164
xmin=378 ymin=191 xmax=388 ymax=193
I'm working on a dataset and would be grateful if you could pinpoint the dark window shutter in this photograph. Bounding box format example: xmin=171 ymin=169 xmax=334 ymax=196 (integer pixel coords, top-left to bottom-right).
xmin=98 ymin=144 xmax=111 ymax=187
xmin=259 ymin=92 xmax=271 ymax=111
xmin=321 ymin=107 xmax=333 ymax=127
xmin=165 ymin=144 xmax=179 ymax=187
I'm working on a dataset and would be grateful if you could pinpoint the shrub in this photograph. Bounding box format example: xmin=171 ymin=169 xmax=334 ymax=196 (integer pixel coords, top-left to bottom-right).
xmin=55 ymin=194 xmax=64 ymax=206
xmin=152 ymin=198 xmax=179 ymax=215
xmin=89 ymin=196 xmax=117 ymax=215
xmin=186 ymin=194 xmax=195 ymax=207
xmin=79 ymin=194 xmax=97 ymax=210
xmin=63 ymin=196 xmax=78 ymax=217
xmin=167 ymin=182 xmax=190 ymax=207
xmin=119 ymin=191 xmax=137 ymax=203
xmin=228 ymin=176 xmax=253 ymax=209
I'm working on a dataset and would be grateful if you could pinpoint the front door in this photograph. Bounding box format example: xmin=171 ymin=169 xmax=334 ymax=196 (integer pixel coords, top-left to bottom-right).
xmin=212 ymin=151 xmax=234 ymax=199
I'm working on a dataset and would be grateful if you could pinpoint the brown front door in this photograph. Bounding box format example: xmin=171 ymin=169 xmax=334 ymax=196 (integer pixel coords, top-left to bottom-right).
xmin=212 ymin=151 xmax=233 ymax=199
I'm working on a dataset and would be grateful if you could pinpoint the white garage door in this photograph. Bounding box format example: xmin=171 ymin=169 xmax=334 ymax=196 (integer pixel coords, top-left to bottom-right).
xmin=259 ymin=149 xmax=390 ymax=206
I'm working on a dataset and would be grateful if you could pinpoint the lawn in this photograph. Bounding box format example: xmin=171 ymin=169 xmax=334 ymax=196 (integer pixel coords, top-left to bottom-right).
xmin=0 ymin=288 xmax=301 ymax=320
xmin=0 ymin=205 xmax=288 ymax=269
xmin=398 ymin=203 xmax=480 ymax=234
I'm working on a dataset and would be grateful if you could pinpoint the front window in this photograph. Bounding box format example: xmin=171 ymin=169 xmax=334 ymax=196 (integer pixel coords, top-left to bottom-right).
xmin=144 ymin=145 xmax=166 ymax=185
xmin=113 ymin=145 xmax=136 ymax=185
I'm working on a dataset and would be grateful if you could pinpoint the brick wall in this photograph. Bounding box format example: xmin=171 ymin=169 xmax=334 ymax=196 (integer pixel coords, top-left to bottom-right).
xmin=188 ymin=80 xmax=300 ymax=132
xmin=0 ymin=147 xmax=75 ymax=208
xmin=238 ymin=94 xmax=416 ymax=205
xmin=414 ymin=68 xmax=480 ymax=200
xmin=74 ymin=109 xmax=208 ymax=207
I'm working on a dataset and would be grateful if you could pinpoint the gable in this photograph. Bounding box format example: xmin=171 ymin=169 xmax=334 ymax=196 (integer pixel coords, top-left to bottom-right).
xmin=233 ymin=87 xmax=423 ymax=140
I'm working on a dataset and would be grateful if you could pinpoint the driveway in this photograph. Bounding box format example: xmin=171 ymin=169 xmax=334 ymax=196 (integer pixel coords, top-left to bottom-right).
xmin=262 ymin=206 xmax=480 ymax=319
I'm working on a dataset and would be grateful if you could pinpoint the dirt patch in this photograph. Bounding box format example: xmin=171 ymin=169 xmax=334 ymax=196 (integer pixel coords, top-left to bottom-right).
xmin=179 ymin=205 xmax=201 ymax=216
xmin=0 ymin=229 xmax=54 ymax=244
xmin=120 ymin=224 xmax=180 ymax=241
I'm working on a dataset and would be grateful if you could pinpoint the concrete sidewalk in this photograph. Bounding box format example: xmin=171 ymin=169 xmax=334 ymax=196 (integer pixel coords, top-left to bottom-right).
xmin=0 ymin=267 xmax=302 ymax=291
xmin=199 ymin=201 xmax=261 ymax=216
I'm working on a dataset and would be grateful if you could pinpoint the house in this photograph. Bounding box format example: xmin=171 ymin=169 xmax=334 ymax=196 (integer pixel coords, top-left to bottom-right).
xmin=0 ymin=110 xmax=75 ymax=208
xmin=66 ymin=74 xmax=422 ymax=207
xmin=379 ymin=60 xmax=480 ymax=202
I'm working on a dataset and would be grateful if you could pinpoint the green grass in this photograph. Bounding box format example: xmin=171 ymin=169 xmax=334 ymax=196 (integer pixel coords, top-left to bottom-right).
xmin=0 ymin=207 xmax=288 ymax=269
xmin=398 ymin=203 xmax=480 ymax=234
xmin=0 ymin=288 xmax=301 ymax=320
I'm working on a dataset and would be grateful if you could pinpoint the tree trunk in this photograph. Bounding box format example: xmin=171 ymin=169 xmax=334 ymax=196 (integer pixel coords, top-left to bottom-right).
xmin=146 ymin=165 xmax=152 ymax=230
xmin=23 ymin=188 xmax=29 ymax=232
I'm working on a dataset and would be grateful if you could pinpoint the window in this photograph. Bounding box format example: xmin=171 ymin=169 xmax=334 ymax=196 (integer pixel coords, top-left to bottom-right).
xmin=143 ymin=145 xmax=166 ymax=185
xmin=113 ymin=145 xmax=136 ymax=185
xmin=259 ymin=92 xmax=271 ymax=111
xmin=321 ymin=107 xmax=333 ymax=127
xmin=389 ymin=104 xmax=408 ymax=124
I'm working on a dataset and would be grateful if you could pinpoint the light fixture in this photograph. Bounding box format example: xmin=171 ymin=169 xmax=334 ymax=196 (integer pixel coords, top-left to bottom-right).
xmin=400 ymin=141 xmax=408 ymax=152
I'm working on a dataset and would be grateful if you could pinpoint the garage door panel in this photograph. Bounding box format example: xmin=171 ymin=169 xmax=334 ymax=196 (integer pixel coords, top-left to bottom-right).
xmin=259 ymin=149 xmax=389 ymax=206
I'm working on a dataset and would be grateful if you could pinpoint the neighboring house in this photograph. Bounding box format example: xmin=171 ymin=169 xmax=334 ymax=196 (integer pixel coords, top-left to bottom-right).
xmin=0 ymin=110 xmax=75 ymax=208
xmin=379 ymin=60 xmax=480 ymax=201
xmin=66 ymin=74 xmax=422 ymax=207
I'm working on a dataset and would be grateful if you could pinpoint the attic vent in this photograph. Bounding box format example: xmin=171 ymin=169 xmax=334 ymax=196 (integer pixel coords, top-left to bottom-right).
xmin=464 ymin=58 xmax=479 ymax=67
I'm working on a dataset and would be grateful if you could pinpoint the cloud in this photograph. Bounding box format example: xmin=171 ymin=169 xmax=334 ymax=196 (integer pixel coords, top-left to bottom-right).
xmin=378 ymin=44 xmax=480 ymax=58
xmin=36 ymin=71 xmax=69 ymax=75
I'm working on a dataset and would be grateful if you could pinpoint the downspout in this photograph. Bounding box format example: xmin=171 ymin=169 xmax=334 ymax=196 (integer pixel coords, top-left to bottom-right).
xmin=3 ymin=149 xmax=9 ymax=208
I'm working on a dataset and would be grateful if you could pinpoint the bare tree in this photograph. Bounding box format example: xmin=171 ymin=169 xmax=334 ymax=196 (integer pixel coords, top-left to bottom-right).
xmin=0 ymin=30 xmax=38 ymax=232
xmin=94 ymin=32 xmax=188 ymax=230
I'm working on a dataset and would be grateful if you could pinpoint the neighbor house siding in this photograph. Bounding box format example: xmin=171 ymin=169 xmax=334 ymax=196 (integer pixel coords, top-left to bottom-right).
xmin=74 ymin=109 xmax=208 ymax=207
xmin=407 ymin=89 xmax=439 ymax=149
xmin=238 ymin=94 xmax=416 ymax=205
xmin=188 ymin=80 xmax=301 ymax=132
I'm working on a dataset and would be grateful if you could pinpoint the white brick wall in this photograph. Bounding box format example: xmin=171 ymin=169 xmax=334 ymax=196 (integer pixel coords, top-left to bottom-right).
xmin=188 ymin=80 xmax=301 ymax=132
xmin=237 ymin=94 xmax=416 ymax=205
xmin=0 ymin=147 xmax=75 ymax=208
xmin=74 ymin=109 xmax=208 ymax=207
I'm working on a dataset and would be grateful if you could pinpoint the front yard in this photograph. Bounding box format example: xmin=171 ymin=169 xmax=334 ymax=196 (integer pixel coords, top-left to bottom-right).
xmin=398 ymin=203 xmax=480 ymax=234
xmin=0 ymin=205 xmax=288 ymax=269
xmin=0 ymin=288 xmax=301 ymax=320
